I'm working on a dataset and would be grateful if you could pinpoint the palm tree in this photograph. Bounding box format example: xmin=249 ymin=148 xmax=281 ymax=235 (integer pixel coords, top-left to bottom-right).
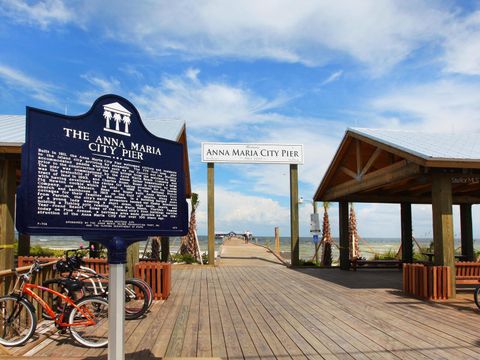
xmin=321 ymin=202 xmax=333 ymax=266
xmin=349 ymin=203 xmax=360 ymax=259
xmin=113 ymin=112 xmax=122 ymax=131
xmin=122 ymin=115 xmax=131 ymax=133
xmin=103 ymin=110 xmax=112 ymax=128
xmin=179 ymin=193 xmax=200 ymax=260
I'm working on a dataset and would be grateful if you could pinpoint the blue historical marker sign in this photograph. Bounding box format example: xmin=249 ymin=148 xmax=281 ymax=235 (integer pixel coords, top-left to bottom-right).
xmin=16 ymin=94 xmax=188 ymax=238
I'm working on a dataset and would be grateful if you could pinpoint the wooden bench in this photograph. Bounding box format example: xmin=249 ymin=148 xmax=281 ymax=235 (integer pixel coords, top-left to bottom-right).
xmin=351 ymin=258 xmax=402 ymax=271
xmin=455 ymin=261 xmax=480 ymax=285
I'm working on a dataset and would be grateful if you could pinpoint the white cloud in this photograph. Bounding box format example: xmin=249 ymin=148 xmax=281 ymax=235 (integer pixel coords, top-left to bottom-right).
xmin=132 ymin=71 xmax=289 ymax=135
xmin=195 ymin=185 xmax=290 ymax=235
xmin=3 ymin=1 xmax=451 ymax=72
xmin=77 ymin=73 xmax=122 ymax=105
xmin=0 ymin=64 xmax=57 ymax=104
xmin=321 ymin=70 xmax=343 ymax=86
xmin=0 ymin=0 xmax=73 ymax=29
xmin=443 ymin=11 xmax=480 ymax=75
xmin=371 ymin=79 xmax=480 ymax=132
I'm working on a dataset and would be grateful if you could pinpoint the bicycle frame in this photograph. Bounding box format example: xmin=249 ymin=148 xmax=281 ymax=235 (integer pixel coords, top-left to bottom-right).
xmin=22 ymin=283 xmax=96 ymax=328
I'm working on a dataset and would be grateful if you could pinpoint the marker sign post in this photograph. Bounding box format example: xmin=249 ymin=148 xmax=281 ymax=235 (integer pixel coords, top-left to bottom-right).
xmin=16 ymin=95 xmax=188 ymax=360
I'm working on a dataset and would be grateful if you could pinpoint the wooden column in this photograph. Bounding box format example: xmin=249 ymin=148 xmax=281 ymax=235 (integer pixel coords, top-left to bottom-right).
xmin=126 ymin=242 xmax=139 ymax=279
xmin=207 ymin=163 xmax=215 ymax=266
xmin=339 ymin=201 xmax=350 ymax=270
xmin=400 ymin=203 xmax=413 ymax=263
xmin=160 ymin=236 xmax=169 ymax=262
xmin=290 ymin=164 xmax=300 ymax=266
xmin=18 ymin=233 xmax=30 ymax=257
xmin=460 ymin=204 xmax=474 ymax=261
xmin=274 ymin=227 xmax=281 ymax=255
xmin=432 ymin=175 xmax=455 ymax=297
xmin=0 ymin=160 xmax=16 ymax=270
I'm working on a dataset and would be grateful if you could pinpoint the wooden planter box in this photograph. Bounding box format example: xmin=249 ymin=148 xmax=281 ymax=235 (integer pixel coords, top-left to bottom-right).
xmin=403 ymin=263 xmax=451 ymax=300
xmin=134 ymin=261 xmax=171 ymax=300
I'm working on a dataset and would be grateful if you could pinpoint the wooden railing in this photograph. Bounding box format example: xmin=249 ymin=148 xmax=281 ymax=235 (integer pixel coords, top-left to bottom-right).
xmin=403 ymin=263 xmax=451 ymax=300
xmin=18 ymin=256 xmax=109 ymax=275
xmin=18 ymin=256 xmax=171 ymax=300
xmin=0 ymin=260 xmax=58 ymax=321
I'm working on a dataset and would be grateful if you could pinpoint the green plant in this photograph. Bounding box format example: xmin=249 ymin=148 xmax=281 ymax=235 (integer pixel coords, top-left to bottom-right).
xmin=29 ymin=245 xmax=64 ymax=257
xmin=171 ymin=253 xmax=196 ymax=264
xmin=298 ymin=259 xmax=318 ymax=266
xmin=373 ymin=248 xmax=397 ymax=260
xmin=413 ymin=250 xmax=429 ymax=262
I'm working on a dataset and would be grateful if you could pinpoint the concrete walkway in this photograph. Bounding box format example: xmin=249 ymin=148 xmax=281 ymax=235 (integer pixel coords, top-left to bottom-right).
xmin=219 ymin=237 xmax=285 ymax=266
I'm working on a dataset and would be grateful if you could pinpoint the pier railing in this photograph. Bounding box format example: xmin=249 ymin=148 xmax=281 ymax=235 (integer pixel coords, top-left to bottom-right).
xmin=17 ymin=256 xmax=171 ymax=299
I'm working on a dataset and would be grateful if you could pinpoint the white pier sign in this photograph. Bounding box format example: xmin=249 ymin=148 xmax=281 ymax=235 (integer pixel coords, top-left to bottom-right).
xmin=201 ymin=142 xmax=304 ymax=164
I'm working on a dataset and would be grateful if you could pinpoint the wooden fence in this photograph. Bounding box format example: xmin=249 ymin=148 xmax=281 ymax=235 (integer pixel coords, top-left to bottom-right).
xmin=17 ymin=256 xmax=171 ymax=299
xmin=403 ymin=263 xmax=451 ymax=300
xmin=18 ymin=256 xmax=109 ymax=275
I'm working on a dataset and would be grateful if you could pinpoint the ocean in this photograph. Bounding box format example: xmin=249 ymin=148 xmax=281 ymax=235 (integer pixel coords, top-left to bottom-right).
xmin=28 ymin=235 xmax=479 ymax=260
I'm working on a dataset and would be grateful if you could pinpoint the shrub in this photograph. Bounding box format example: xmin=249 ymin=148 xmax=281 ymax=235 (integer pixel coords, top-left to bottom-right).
xmin=171 ymin=253 xmax=196 ymax=264
xmin=373 ymin=248 xmax=397 ymax=260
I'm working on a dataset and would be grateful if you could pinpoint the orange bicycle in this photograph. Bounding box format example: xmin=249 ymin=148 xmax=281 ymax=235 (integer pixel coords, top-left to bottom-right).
xmin=0 ymin=259 xmax=108 ymax=347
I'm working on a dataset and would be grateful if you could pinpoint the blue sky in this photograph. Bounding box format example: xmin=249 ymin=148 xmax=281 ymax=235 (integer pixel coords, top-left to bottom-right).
xmin=1 ymin=0 xmax=480 ymax=238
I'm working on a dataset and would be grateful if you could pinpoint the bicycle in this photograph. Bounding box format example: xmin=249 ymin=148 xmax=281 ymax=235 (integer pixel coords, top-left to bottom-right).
xmin=43 ymin=250 xmax=151 ymax=320
xmin=0 ymin=259 xmax=108 ymax=348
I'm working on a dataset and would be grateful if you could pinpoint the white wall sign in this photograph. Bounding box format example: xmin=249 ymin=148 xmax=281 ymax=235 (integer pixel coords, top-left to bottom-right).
xmin=201 ymin=142 xmax=304 ymax=164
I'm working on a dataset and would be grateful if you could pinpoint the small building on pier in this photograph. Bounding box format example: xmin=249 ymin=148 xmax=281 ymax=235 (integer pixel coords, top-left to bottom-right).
xmin=314 ymin=128 xmax=480 ymax=297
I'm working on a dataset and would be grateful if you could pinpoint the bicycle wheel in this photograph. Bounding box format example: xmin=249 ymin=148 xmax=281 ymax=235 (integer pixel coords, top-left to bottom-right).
xmin=69 ymin=296 xmax=108 ymax=348
xmin=134 ymin=278 xmax=154 ymax=308
xmin=474 ymin=286 xmax=480 ymax=309
xmin=0 ymin=295 xmax=36 ymax=346
xmin=124 ymin=279 xmax=149 ymax=320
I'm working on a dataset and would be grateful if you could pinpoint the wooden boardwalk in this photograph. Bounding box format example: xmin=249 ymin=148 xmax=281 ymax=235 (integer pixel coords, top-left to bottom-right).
xmin=7 ymin=242 xmax=480 ymax=359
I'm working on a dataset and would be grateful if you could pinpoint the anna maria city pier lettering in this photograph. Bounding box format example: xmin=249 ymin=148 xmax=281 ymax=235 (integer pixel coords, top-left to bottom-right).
xmin=63 ymin=128 xmax=161 ymax=160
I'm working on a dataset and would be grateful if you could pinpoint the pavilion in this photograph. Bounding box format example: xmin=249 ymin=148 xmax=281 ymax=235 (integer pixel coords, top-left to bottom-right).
xmin=0 ymin=115 xmax=191 ymax=270
xmin=314 ymin=128 xmax=480 ymax=297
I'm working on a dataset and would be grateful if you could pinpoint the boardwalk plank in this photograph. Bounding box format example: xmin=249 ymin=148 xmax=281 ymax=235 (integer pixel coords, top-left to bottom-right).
xmin=197 ymin=269 xmax=212 ymax=357
xmin=206 ymin=267 xmax=228 ymax=359
xmin=215 ymin=268 xmax=258 ymax=359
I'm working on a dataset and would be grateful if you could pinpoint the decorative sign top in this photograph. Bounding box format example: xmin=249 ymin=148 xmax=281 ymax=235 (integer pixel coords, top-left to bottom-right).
xmin=16 ymin=94 xmax=188 ymax=237
xmin=201 ymin=142 xmax=304 ymax=164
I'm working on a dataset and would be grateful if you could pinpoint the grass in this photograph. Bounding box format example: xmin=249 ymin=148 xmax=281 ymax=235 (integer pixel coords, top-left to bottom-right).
xmin=372 ymin=248 xmax=397 ymax=260
xmin=171 ymin=253 xmax=197 ymax=264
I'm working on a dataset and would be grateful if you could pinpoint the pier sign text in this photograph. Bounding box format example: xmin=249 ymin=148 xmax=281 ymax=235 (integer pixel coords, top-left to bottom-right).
xmin=201 ymin=142 xmax=304 ymax=164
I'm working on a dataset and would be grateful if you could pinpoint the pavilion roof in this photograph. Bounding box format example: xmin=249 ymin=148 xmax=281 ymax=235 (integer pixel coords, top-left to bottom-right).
xmin=349 ymin=128 xmax=480 ymax=161
xmin=314 ymin=128 xmax=480 ymax=204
